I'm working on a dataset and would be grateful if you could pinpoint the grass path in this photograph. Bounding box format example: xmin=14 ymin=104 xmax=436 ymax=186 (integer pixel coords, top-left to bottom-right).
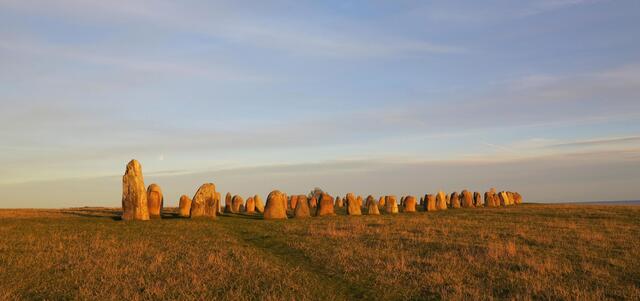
xmin=217 ymin=214 xmax=370 ymax=300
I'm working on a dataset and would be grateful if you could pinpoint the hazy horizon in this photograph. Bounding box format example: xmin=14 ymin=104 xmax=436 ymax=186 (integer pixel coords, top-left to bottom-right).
xmin=1 ymin=0 xmax=639 ymax=208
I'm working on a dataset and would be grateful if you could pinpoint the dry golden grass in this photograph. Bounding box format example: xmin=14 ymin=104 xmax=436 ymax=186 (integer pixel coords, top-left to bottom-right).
xmin=0 ymin=204 xmax=638 ymax=300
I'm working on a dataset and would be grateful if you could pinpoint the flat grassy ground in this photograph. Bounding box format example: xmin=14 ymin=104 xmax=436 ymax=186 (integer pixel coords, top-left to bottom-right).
xmin=0 ymin=204 xmax=639 ymax=300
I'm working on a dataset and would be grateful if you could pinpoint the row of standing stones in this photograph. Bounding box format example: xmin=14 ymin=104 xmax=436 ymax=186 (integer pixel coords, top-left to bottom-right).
xmin=122 ymin=159 xmax=523 ymax=221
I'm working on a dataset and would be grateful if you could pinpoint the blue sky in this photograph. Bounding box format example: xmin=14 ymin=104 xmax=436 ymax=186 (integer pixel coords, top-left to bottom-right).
xmin=1 ymin=0 xmax=639 ymax=207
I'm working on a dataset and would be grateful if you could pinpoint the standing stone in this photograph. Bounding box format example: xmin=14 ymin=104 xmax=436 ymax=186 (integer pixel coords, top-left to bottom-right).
xmin=224 ymin=193 xmax=233 ymax=213
xmin=400 ymin=196 xmax=406 ymax=207
xmin=366 ymin=195 xmax=380 ymax=215
xmin=403 ymin=196 xmax=417 ymax=213
xmin=121 ymin=159 xmax=149 ymax=221
xmin=214 ymin=192 xmax=221 ymax=214
xmin=474 ymin=192 xmax=483 ymax=208
xmin=378 ymin=196 xmax=386 ymax=207
xmin=498 ymin=191 xmax=509 ymax=206
xmin=460 ymin=190 xmax=474 ymax=208
xmin=190 ymin=183 xmax=218 ymax=218
xmin=178 ymin=195 xmax=192 ymax=217
xmin=506 ymin=192 xmax=515 ymax=206
xmin=484 ymin=191 xmax=496 ymax=207
xmin=294 ymin=195 xmax=311 ymax=218
xmin=146 ymin=183 xmax=163 ymax=219
xmin=254 ymin=194 xmax=265 ymax=213
xmin=513 ymin=192 xmax=523 ymax=205
xmin=436 ymin=191 xmax=448 ymax=210
xmin=290 ymin=195 xmax=299 ymax=211
xmin=335 ymin=196 xmax=344 ymax=208
xmin=385 ymin=196 xmax=398 ymax=214
xmin=231 ymin=195 xmax=243 ymax=213
xmin=264 ymin=190 xmax=288 ymax=219
xmin=316 ymin=193 xmax=336 ymax=216
xmin=450 ymin=192 xmax=461 ymax=209
xmin=245 ymin=197 xmax=256 ymax=214
xmin=346 ymin=193 xmax=362 ymax=216
xmin=425 ymin=194 xmax=437 ymax=212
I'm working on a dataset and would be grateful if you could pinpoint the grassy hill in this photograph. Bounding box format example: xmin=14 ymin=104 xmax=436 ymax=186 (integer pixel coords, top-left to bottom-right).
xmin=1 ymin=204 xmax=639 ymax=300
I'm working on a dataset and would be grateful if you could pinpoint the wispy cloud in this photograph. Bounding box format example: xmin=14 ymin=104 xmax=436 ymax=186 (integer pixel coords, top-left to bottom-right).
xmin=548 ymin=136 xmax=640 ymax=148
xmin=0 ymin=0 xmax=463 ymax=58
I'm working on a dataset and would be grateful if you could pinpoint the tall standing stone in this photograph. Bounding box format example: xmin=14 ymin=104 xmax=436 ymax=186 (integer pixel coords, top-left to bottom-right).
xmin=178 ymin=195 xmax=192 ymax=217
xmin=121 ymin=159 xmax=149 ymax=221
xmin=147 ymin=183 xmax=163 ymax=219
xmin=190 ymin=183 xmax=218 ymax=218
xmin=335 ymin=196 xmax=344 ymax=208
xmin=264 ymin=190 xmax=288 ymax=219
xmin=378 ymin=196 xmax=386 ymax=207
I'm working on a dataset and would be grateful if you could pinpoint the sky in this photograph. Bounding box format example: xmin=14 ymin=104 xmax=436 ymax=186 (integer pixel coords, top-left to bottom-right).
xmin=1 ymin=0 xmax=639 ymax=208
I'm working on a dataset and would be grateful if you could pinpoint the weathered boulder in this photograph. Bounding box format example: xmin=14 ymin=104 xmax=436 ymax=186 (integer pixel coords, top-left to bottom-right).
xmin=232 ymin=195 xmax=243 ymax=213
xmin=366 ymin=195 xmax=380 ymax=215
xmin=264 ymin=190 xmax=288 ymax=219
xmin=224 ymin=192 xmax=233 ymax=213
xmin=316 ymin=193 xmax=336 ymax=216
xmin=121 ymin=159 xmax=149 ymax=221
xmin=335 ymin=196 xmax=344 ymax=208
xmin=215 ymin=192 xmax=222 ymax=214
xmin=378 ymin=196 xmax=386 ymax=207
xmin=178 ymin=195 xmax=192 ymax=217
xmin=424 ymin=194 xmax=437 ymax=211
xmin=190 ymin=183 xmax=218 ymax=218
xmin=346 ymin=193 xmax=362 ymax=216
xmin=290 ymin=195 xmax=299 ymax=211
xmin=403 ymin=196 xmax=417 ymax=213
xmin=450 ymin=192 xmax=461 ymax=209
xmin=498 ymin=191 xmax=509 ymax=206
xmin=436 ymin=191 xmax=448 ymax=210
xmin=146 ymin=183 xmax=163 ymax=219
xmin=484 ymin=191 xmax=497 ymax=207
xmin=507 ymin=191 xmax=515 ymax=206
xmin=294 ymin=195 xmax=311 ymax=218
xmin=460 ymin=190 xmax=474 ymax=208
xmin=400 ymin=196 xmax=406 ymax=207
xmin=245 ymin=197 xmax=256 ymax=214
xmin=254 ymin=194 xmax=265 ymax=213
xmin=385 ymin=196 xmax=398 ymax=214
xmin=474 ymin=192 xmax=482 ymax=208
xmin=513 ymin=192 xmax=523 ymax=205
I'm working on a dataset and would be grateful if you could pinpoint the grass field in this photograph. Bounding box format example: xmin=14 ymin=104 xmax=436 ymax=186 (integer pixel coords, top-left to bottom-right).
xmin=1 ymin=204 xmax=639 ymax=300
